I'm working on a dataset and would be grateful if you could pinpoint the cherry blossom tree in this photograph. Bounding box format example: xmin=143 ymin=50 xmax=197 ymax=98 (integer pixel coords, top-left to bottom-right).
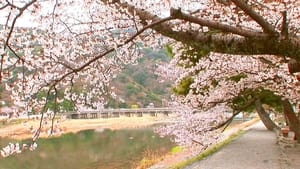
xmin=158 ymin=49 xmax=299 ymax=147
xmin=102 ymin=0 xmax=300 ymax=145
xmin=0 ymin=0 xmax=300 ymax=156
xmin=0 ymin=0 xmax=169 ymax=157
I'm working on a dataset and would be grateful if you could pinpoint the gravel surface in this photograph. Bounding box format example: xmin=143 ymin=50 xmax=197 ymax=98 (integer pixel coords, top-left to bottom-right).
xmin=184 ymin=122 xmax=283 ymax=169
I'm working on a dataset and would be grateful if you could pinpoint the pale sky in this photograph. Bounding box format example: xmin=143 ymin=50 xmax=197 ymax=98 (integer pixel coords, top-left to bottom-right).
xmin=0 ymin=0 xmax=205 ymax=28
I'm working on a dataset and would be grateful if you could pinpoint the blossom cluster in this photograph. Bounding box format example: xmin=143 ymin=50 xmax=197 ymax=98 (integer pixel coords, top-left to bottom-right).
xmin=0 ymin=142 xmax=37 ymax=158
xmin=157 ymin=103 xmax=231 ymax=149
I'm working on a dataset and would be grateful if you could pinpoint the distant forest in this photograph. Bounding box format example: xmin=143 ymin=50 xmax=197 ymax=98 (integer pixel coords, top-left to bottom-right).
xmin=107 ymin=48 xmax=172 ymax=108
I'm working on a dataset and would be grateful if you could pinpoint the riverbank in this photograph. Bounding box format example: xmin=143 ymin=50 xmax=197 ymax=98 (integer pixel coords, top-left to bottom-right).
xmin=0 ymin=116 xmax=262 ymax=169
xmin=0 ymin=116 xmax=172 ymax=140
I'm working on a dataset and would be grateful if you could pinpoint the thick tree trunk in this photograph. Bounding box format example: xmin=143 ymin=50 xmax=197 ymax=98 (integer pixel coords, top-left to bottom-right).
xmin=281 ymin=99 xmax=300 ymax=143
xmin=255 ymin=99 xmax=280 ymax=131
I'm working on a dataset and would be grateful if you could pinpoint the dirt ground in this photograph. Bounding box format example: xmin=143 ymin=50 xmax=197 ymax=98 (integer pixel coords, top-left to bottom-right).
xmin=0 ymin=115 xmax=172 ymax=140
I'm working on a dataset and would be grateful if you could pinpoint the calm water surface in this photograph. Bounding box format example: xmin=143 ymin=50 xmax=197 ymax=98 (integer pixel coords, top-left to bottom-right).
xmin=0 ymin=128 xmax=175 ymax=169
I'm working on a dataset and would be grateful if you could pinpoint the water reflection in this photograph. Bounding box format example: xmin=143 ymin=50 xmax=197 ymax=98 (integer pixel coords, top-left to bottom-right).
xmin=0 ymin=128 xmax=175 ymax=169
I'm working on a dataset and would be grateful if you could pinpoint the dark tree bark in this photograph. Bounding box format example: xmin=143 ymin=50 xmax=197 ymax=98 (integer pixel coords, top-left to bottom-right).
xmin=255 ymin=99 xmax=280 ymax=131
xmin=288 ymin=59 xmax=300 ymax=74
xmin=281 ymin=99 xmax=300 ymax=143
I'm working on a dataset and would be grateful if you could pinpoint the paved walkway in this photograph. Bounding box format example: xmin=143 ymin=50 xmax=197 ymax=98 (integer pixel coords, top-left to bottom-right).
xmin=184 ymin=122 xmax=290 ymax=169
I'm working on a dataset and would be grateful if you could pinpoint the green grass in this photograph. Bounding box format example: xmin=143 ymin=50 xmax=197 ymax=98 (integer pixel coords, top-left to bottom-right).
xmin=170 ymin=146 xmax=184 ymax=154
xmin=170 ymin=130 xmax=245 ymax=169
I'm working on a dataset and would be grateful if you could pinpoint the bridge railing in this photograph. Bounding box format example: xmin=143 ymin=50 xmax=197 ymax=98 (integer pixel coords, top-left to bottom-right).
xmin=64 ymin=107 xmax=178 ymax=119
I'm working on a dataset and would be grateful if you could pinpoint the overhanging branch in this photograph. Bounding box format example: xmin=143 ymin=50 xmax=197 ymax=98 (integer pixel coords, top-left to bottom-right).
xmin=47 ymin=15 xmax=175 ymax=88
xmin=209 ymin=111 xmax=241 ymax=131
xmin=104 ymin=0 xmax=300 ymax=58
xmin=231 ymin=0 xmax=278 ymax=35
xmin=4 ymin=0 xmax=38 ymax=49
xmin=170 ymin=8 xmax=268 ymax=38
xmin=280 ymin=11 xmax=289 ymax=39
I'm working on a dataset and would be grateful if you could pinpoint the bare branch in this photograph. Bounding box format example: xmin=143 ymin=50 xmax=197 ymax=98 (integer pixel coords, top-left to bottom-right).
xmin=280 ymin=11 xmax=289 ymax=39
xmin=5 ymin=0 xmax=19 ymax=10
xmin=0 ymin=3 xmax=9 ymax=10
xmin=51 ymin=0 xmax=58 ymax=30
xmin=0 ymin=44 xmax=26 ymax=83
xmin=50 ymin=87 xmax=58 ymax=136
xmin=4 ymin=0 xmax=38 ymax=49
xmin=288 ymin=58 xmax=300 ymax=74
xmin=32 ymin=86 xmax=52 ymax=142
xmin=211 ymin=111 xmax=240 ymax=132
xmin=0 ymin=54 xmax=4 ymax=83
xmin=209 ymin=95 xmax=259 ymax=132
xmin=5 ymin=44 xmax=25 ymax=62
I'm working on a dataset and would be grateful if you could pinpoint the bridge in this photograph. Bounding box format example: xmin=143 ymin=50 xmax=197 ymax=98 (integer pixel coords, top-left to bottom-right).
xmin=65 ymin=107 xmax=178 ymax=119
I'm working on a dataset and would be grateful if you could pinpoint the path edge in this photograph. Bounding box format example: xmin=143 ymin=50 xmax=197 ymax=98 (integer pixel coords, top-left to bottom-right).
xmin=169 ymin=118 xmax=260 ymax=169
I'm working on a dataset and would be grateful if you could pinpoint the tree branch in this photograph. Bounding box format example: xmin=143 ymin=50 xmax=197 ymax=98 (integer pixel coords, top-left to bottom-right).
xmin=0 ymin=3 xmax=9 ymax=10
xmin=230 ymin=0 xmax=278 ymax=35
xmin=106 ymin=0 xmax=300 ymax=58
xmin=288 ymin=58 xmax=300 ymax=74
xmin=32 ymin=86 xmax=52 ymax=142
xmin=4 ymin=0 xmax=37 ymax=49
xmin=170 ymin=8 xmax=268 ymax=38
xmin=50 ymin=87 xmax=58 ymax=136
xmin=45 ymin=15 xmax=175 ymax=89
xmin=209 ymin=111 xmax=241 ymax=131
xmin=210 ymin=95 xmax=258 ymax=132
xmin=280 ymin=11 xmax=289 ymax=39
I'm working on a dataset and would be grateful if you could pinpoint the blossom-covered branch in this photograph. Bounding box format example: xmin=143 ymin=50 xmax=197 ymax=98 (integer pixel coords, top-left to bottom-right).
xmin=109 ymin=0 xmax=300 ymax=58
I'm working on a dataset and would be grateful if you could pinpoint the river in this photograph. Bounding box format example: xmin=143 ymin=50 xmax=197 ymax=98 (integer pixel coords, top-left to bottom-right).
xmin=0 ymin=127 xmax=175 ymax=169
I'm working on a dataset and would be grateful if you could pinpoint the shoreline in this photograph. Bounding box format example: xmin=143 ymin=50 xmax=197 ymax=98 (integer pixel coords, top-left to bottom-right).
xmin=0 ymin=116 xmax=172 ymax=140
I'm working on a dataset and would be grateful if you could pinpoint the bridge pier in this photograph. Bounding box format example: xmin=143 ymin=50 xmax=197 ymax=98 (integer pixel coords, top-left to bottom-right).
xmin=71 ymin=113 xmax=79 ymax=119
xmin=80 ymin=114 xmax=87 ymax=119
xmin=90 ymin=113 xmax=98 ymax=119
xmin=125 ymin=112 xmax=132 ymax=117
xmin=150 ymin=111 xmax=157 ymax=117
xmin=101 ymin=112 xmax=109 ymax=118
xmin=112 ymin=112 xmax=120 ymax=117
xmin=136 ymin=112 xmax=143 ymax=117
xmin=163 ymin=111 xmax=169 ymax=116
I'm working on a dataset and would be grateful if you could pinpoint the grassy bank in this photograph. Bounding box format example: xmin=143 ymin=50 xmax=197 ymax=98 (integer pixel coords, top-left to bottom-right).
xmin=171 ymin=130 xmax=245 ymax=169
